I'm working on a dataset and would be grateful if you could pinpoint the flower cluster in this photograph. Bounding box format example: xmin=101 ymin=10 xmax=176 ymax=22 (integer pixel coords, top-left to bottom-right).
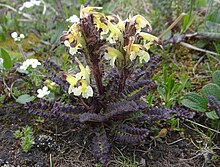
xmin=11 ymin=32 xmax=25 ymax=42
xmin=62 ymin=6 xmax=158 ymax=66
xmin=19 ymin=58 xmax=41 ymax=71
xmin=19 ymin=0 xmax=41 ymax=11
xmin=61 ymin=6 xmax=159 ymax=99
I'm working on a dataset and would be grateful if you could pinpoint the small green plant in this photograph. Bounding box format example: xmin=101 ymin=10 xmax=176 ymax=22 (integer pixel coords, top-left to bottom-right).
xmin=14 ymin=125 xmax=34 ymax=153
xmin=181 ymin=70 xmax=220 ymax=120
xmin=0 ymin=48 xmax=13 ymax=102
xmin=154 ymin=65 xmax=188 ymax=107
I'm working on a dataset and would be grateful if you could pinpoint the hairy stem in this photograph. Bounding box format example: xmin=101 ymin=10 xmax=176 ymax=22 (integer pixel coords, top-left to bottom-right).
xmin=92 ymin=61 xmax=104 ymax=95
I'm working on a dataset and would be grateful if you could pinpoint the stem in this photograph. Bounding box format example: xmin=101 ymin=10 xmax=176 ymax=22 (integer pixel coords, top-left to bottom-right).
xmin=18 ymin=44 xmax=26 ymax=60
xmin=92 ymin=61 xmax=104 ymax=95
xmin=180 ymin=42 xmax=219 ymax=57
xmin=185 ymin=119 xmax=220 ymax=134
xmin=158 ymin=13 xmax=186 ymax=39
xmin=0 ymin=3 xmax=33 ymax=20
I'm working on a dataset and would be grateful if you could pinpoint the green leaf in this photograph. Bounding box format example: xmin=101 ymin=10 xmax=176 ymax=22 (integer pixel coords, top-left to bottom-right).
xmin=50 ymin=24 xmax=67 ymax=44
xmin=0 ymin=48 xmax=12 ymax=70
xmin=16 ymin=94 xmax=35 ymax=104
xmin=181 ymin=14 xmax=196 ymax=33
xmin=163 ymin=65 xmax=168 ymax=84
xmin=181 ymin=92 xmax=207 ymax=112
xmin=157 ymin=86 xmax=165 ymax=99
xmin=212 ymin=70 xmax=220 ymax=87
xmin=196 ymin=0 xmax=207 ymax=8
xmin=202 ymin=83 xmax=220 ymax=101
xmin=167 ymin=73 xmax=175 ymax=94
xmin=206 ymin=111 xmax=219 ymax=120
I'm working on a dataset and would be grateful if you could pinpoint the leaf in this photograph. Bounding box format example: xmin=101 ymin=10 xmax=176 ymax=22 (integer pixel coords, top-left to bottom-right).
xmin=157 ymin=86 xmax=165 ymax=99
xmin=50 ymin=24 xmax=67 ymax=44
xmin=196 ymin=0 xmax=207 ymax=8
xmin=212 ymin=70 xmax=220 ymax=87
xmin=206 ymin=111 xmax=219 ymax=120
xmin=16 ymin=94 xmax=35 ymax=104
xmin=181 ymin=92 xmax=207 ymax=112
xmin=181 ymin=14 xmax=196 ymax=33
xmin=0 ymin=48 xmax=12 ymax=70
xmin=202 ymin=83 xmax=220 ymax=101
xmin=162 ymin=29 xmax=172 ymax=41
xmin=167 ymin=73 xmax=175 ymax=94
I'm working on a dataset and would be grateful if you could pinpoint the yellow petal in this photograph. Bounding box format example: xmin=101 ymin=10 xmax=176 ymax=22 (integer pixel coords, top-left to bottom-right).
xmin=66 ymin=74 xmax=78 ymax=86
xmin=132 ymin=15 xmax=152 ymax=32
xmin=80 ymin=6 xmax=102 ymax=18
xmin=139 ymin=32 xmax=158 ymax=42
xmin=107 ymin=47 xmax=124 ymax=60
xmin=75 ymin=58 xmax=90 ymax=83
xmin=139 ymin=50 xmax=150 ymax=63
xmin=107 ymin=20 xmax=123 ymax=43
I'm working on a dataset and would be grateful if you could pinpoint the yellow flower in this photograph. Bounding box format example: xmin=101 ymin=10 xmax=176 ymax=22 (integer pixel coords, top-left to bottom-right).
xmin=72 ymin=80 xmax=93 ymax=99
xmin=124 ymin=44 xmax=150 ymax=63
xmin=93 ymin=15 xmax=109 ymax=39
xmin=104 ymin=47 xmax=124 ymax=67
xmin=131 ymin=15 xmax=152 ymax=32
xmin=64 ymin=40 xmax=82 ymax=55
xmin=75 ymin=58 xmax=91 ymax=83
xmin=80 ymin=6 xmax=102 ymax=18
xmin=63 ymin=23 xmax=85 ymax=55
xmin=137 ymin=50 xmax=150 ymax=63
xmin=66 ymin=74 xmax=79 ymax=94
xmin=106 ymin=19 xmax=123 ymax=44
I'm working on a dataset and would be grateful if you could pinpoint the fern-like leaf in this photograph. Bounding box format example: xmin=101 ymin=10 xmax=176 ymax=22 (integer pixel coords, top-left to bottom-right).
xmin=79 ymin=113 xmax=106 ymax=123
xmin=115 ymin=124 xmax=149 ymax=145
xmin=92 ymin=132 xmax=110 ymax=165
xmin=105 ymin=100 xmax=139 ymax=120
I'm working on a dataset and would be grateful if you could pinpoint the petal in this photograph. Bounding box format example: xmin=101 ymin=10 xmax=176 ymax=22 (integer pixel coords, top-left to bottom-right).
xmin=75 ymin=73 xmax=82 ymax=80
xmin=66 ymin=15 xmax=80 ymax=23
xmin=42 ymin=86 xmax=48 ymax=92
xmin=20 ymin=34 xmax=25 ymax=38
xmin=110 ymin=56 xmax=117 ymax=67
xmin=69 ymin=47 xmax=77 ymax=55
xmin=86 ymin=86 xmax=93 ymax=96
xmin=107 ymin=47 xmax=124 ymax=60
xmin=139 ymin=51 xmax=150 ymax=63
xmin=139 ymin=32 xmax=158 ymax=42
xmin=73 ymin=87 xmax=82 ymax=96
xmin=64 ymin=40 xmax=70 ymax=47
xmin=37 ymin=94 xmax=44 ymax=98
xmin=19 ymin=65 xmax=27 ymax=70
xmin=68 ymin=85 xmax=74 ymax=94
xmin=31 ymin=64 xmax=37 ymax=68
xmin=11 ymin=32 xmax=18 ymax=38
xmin=130 ymin=52 xmax=137 ymax=61
xmin=66 ymin=75 xmax=78 ymax=86
xmin=82 ymin=86 xmax=93 ymax=98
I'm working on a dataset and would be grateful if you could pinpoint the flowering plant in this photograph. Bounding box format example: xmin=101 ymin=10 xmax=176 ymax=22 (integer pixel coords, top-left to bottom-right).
xmin=60 ymin=6 xmax=159 ymax=99
xmin=25 ymin=6 xmax=194 ymax=165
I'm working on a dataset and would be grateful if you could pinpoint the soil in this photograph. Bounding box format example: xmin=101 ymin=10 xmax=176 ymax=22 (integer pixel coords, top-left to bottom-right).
xmin=0 ymin=104 xmax=220 ymax=167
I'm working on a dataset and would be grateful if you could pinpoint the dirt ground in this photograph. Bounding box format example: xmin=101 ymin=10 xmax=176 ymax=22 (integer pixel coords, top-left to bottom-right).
xmin=0 ymin=104 xmax=220 ymax=167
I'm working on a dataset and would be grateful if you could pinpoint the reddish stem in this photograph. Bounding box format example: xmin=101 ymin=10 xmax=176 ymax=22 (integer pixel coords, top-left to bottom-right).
xmin=92 ymin=61 xmax=104 ymax=95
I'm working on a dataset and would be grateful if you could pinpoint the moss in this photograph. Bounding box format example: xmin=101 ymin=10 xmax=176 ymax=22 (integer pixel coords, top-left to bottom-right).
xmin=0 ymin=33 xmax=41 ymax=61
